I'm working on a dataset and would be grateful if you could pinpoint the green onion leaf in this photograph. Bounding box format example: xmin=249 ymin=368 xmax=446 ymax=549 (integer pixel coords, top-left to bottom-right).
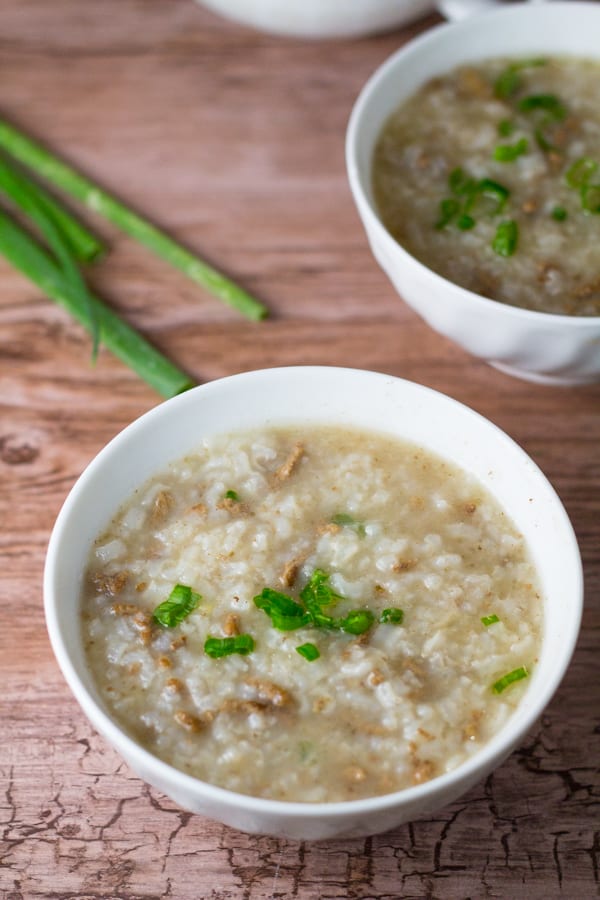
xmin=204 ymin=634 xmax=255 ymax=658
xmin=481 ymin=613 xmax=500 ymax=627
xmin=456 ymin=214 xmax=476 ymax=231
xmin=224 ymin=489 xmax=240 ymax=501
xmin=449 ymin=168 xmax=477 ymax=196
xmin=331 ymin=513 xmax=366 ymax=537
xmin=380 ymin=607 xmax=404 ymax=625
xmin=337 ymin=609 xmax=375 ymax=635
xmin=300 ymin=569 xmax=343 ymax=612
xmin=253 ymin=587 xmax=312 ymax=631
xmin=492 ymin=220 xmax=519 ymax=257
xmin=153 ymin=584 xmax=201 ymax=628
xmin=551 ymin=206 xmax=567 ymax=222
xmin=493 ymin=138 xmax=528 ymax=162
xmin=581 ymin=183 xmax=600 ymax=215
xmin=435 ymin=197 xmax=460 ymax=230
xmin=494 ymin=58 xmax=547 ymax=100
xmin=518 ymin=94 xmax=566 ymax=121
xmin=492 ymin=666 xmax=529 ymax=694
xmin=471 ymin=178 xmax=510 ymax=216
xmin=498 ymin=120 xmax=515 ymax=137
xmin=296 ymin=643 xmax=320 ymax=662
xmin=565 ymin=157 xmax=598 ymax=189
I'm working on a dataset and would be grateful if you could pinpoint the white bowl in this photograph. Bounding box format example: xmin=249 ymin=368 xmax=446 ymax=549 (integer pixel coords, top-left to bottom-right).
xmin=44 ymin=367 xmax=582 ymax=840
xmin=194 ymin=0 xmax=435 ymax=39
xmin=346 ymin=2 xmax=600 ymax=385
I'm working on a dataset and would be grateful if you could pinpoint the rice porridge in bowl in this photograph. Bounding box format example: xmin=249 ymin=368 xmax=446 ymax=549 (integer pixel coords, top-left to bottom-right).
xmin=82 ymin=425 xmax=542 ymax=802
xmin=45 ymin=368 xmax=583 ymax=838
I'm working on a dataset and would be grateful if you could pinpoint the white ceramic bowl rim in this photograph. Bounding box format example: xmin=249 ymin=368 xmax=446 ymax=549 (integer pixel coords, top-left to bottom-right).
xmin=345 ymin=1 xmax=600 ymax=327
xmin=44 ymin=367 xmax=583 ymax=822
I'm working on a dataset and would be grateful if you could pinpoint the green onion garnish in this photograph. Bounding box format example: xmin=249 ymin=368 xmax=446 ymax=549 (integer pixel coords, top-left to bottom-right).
xmin=581 ymin=183 xmax=600 ymax=215
xmin=469 ymin=178 xmax=510 ymax=216
xmin=481 ymin=614 xmax=500 ymax=627
xmin=296 ymin=643 xmax=320 ymax=662
xmin=497 ymin=120 xmax=515 ymax=137
xmin=435 ymin=197 xmax=460 ymax=230
xmin=153 ymin=584 xmax=201 ymax=628
xmin=0 ymin=118 xmax=268 ymax=321
xmin=492 ymin=220 xmax=518 ymax=257
xmin=551 ymin=206 xmax=567 ymax=222
xmin=224 ymin=489 xmax=240 ymax=502
xmin=492 ymin=666 xmax=529 ymax=694
xmin=253 ymin=587 xmax=312 ymax=631
xmin=565 ymin=157 xmax=598 ymax=189
xmin=331 ymin=513 xmax=366 ymax=537
xmin=518 ymin=94 xmax=566 ymax=121
xmin=380 ymin=608 xmax=404 ymax=625
xmin=204 ymin=634 xmax=255 ymax=658
xmin=493 ymin=138 xmax=528 ymax=162
xmin=456 ymin=214 xmax=476 ymax=231
xmin=337 ymin=609 xmax=375 ymax=635
xmin=493 ymin=58 xmax=546 ymax=100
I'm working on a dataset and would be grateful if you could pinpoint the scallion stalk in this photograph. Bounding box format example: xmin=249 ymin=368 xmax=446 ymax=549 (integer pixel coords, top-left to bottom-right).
xmin=0 ymin=209 xmax=194 ymax=397
xmin=0 ymin=118 xmax=268 ymax=321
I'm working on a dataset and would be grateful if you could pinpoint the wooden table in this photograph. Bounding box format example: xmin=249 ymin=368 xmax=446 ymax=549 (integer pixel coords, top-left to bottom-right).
xmin=1 ymin=1 xmax=598 ymax=896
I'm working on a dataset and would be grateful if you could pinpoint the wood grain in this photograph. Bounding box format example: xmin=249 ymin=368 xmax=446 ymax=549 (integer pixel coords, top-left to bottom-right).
xmin=1 ymin=1 xmax=599 ymax=897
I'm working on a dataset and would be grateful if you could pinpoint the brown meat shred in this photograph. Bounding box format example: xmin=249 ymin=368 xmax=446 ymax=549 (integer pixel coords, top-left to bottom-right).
xmin=274 ymin=442 xmax=304 ymax=482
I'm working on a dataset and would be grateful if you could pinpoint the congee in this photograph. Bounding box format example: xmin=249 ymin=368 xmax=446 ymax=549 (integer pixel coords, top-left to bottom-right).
xmin=373 ymin=57 xmax=600 ymax=316
xmin=82 ymin=426 xmax=542 ymax=802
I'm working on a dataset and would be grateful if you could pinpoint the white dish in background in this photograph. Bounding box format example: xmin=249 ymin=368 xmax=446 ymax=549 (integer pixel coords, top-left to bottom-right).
xmin=346 ymin=2 xmax=600 ymax=384
xmin=195 ymin=0 xmax=435 ymax=39
xmin=44 ymin=367 xmax=583 ymax=840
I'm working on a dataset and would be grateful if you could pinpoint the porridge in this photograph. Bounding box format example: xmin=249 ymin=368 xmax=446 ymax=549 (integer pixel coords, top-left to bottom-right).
xmin=372 ymin=56 xmax=600 ymax=316
xmin=82 ymin=426 xmax=542 ymax=803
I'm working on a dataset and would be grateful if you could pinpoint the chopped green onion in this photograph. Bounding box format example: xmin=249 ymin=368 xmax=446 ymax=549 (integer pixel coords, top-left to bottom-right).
xmin=331 ymin=513 xmax=366 ymax=537
xmin=492 ymin=666 xmax=529 ymax=694
xmin=224 ymin=489 xmax=240 ymax=502
xmin=380 ymin=607 xmax=404 ymax=625
xmin=498 ymin=120 xmax=515 ymax=137
xmin=0 ymin=118 xmax=268 ymax=321
xmin=0 ymin=209 xmax=194 ymax=397
xmin=204 ymin=634 xmax=255 ymax=658
xmin=153 ymin=584 xmax=201 ymax=628
xmin=253 ymin=587 xmax=311 ymax=631
xmin=493 ymin=138 xmax=528 ymax=162
xmin=449 ymin=168 xmax=477 ymax=196
xmin=435 ymin=197 xmax=460 ymax=230
xmin=551 ymin=206 xmax=567 ymax=222
xmin=296 ymin=642 xmax=320 ymax=662
xmin=581 ymin=183 xmax=600 ymax=215
xmin=565 ymin=157 xmax=598 ymax=189
xmin=456 ymin=214 xmax=476 ymax=230
xmin=337 ymin=609 xmax=375 ymax=635
xmin=481 ymin=614 xmax=500 ymax=627
xmin=300 ymin=569 xmax=343 ymax=615
xmin=469 ymin=178 xmax=510 ymax=216
xmin=492 ymin=219 xmax=518 ymax=257
xmin=494 ymin=58 xmax=547 ymax=100
xmin=518 ymin=94 xmax=566 ymax=121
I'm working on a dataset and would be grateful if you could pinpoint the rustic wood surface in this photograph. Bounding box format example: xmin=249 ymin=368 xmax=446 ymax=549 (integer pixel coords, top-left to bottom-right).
xmin=1 ymin=1 xmax=599 ymax=897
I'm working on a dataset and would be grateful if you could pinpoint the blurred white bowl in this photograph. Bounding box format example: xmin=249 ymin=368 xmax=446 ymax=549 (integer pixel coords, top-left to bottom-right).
xmin=44 ymin=366 xmax=582 ymax=839
xmin=195 ymin=0 xmax=435 ymax=39
xmin=346 ymin=2 xmax=600 ymax=384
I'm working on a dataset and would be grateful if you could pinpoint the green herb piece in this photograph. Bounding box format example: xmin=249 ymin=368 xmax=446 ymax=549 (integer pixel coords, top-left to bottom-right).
xmin=435 ymin=197 xmax=460 ymax=230
xmin=204 ymin=634 xmax=255 ymax=658
xmin=296 ymin=642 xmax=320 ymax=662
xmin=449 ymin=168 xmax=477 ymax=196
xmin=518 ymin=94 xmax=566 ymax=121
xmin=493 ymin=138 xmax=528 ymax=162
xmin=565 ymin=157 xmax=598 ymax=189
xmin=456 ymin=214 xmax=476 ymax=231
xmin=0 ymin=151 xmax=103 ymax=263
xmin=224 ymin=489 xmax=240 ymax=502
xmin=0 ymin=209 xmax=193 ymax=397
xmin=492 ymin=665 xmax=529 ymax=694
xmin=468 ymin=178 xmax=510 ymax=216
xmin=380 ymin=607 xmax=404 ymax=625
xmin=0 ymin=118 xmax=268 ymax=321
xmin=492 ymin=220 xmax=519 ymax=257
xmin=498 ymin=120 xmax=515 ymax=137
xmin=337 ymin=609 xmax=375 ymax=635
xmin=300 ymin=569 xmax=343 ymax=617
xmin=331 ymin=513 xmax=366 ymax=537
xmin=581 ymin=183 xmax=600 ymax=215
xmin=153 ymin=584 xmax=201 ymax=628
xmin=481 ymin=613 xmax=500 ymax=627
xmin=551 ymin=206 xmax=567 ymax=222
xmin=253 ymin=587 xmax=312 ymax=631
xmin=494 ymin=58 xmax=547 ymax=100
